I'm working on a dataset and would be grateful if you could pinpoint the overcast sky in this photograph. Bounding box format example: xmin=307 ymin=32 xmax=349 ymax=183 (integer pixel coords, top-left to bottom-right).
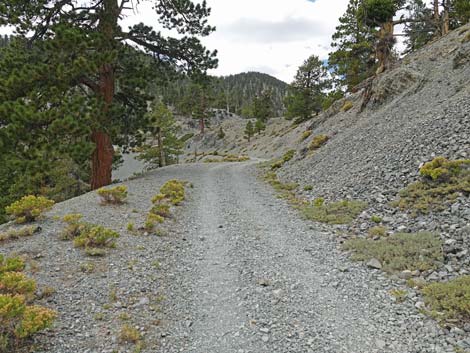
xmin=1 ymin=0 xmax=350 ymax=83
xmin=124 ymin=0 xmax=350 ymax=83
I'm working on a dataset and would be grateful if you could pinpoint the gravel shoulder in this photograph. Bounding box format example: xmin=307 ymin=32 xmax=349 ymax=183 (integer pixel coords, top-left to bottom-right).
xmin=0 ymin=162 xmax=454 ymax=352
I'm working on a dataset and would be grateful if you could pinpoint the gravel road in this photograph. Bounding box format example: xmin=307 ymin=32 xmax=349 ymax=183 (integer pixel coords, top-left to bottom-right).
xmin=0 ymin=161 xmax=453 ymax=353
xmin=155 ymin=162 xmax=451 ymax=353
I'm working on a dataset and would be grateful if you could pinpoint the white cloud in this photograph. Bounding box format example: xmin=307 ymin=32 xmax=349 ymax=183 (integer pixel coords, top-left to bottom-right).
xmin=1 ymin=0 xmax=350 ymax=83
xmin=121 ymin=0 xmax=350 ymax=83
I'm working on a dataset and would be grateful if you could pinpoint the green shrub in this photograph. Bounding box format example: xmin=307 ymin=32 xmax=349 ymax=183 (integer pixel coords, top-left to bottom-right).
xmin=159 ymin=180 xmax=185 ymax=205
xmin=0 ymin=255 xmax=56 ymax=351
xmin=301 ymin=199 xmax=367 ymax=224
xmin=309 ymin=135 xmax=329 ymax=151
xmin=145 ymin=213 xmax=164 ymax=232
xmin=126 ymin=222 xmax=135 ymax=232
xmin=282 ymin=150 xmax=295 ymax=163
xmin=343 ymin=232 xmax=443 ymax=273
xmin=74 ymin=225 xmax=119 ymax=249
xmin=389 ymin=289 xmax=407 ymax=303
xmin=422 ymin=276 xmax=470 ymax=324
xmin=97 ymin=185 xmax=128 ymax=204
xmin=119 ymin=324 xmax=141 ymax=343
xmin=370 ymin=215 xmax=382 ymax=223
xmin=270 ymin=160 xmax=284 ymax=170
xmin=61 ymin=214 xmax=84 ymax=240
xmin=341 ymin=100 xmax=354 ymax=112
xmin=393 ymin=158 xmax=470 ymax=215
xmin=222 ymin=155 xmax=250 ymax=162
xmin=419 ymin=157 xmax=470 ymax=181
xmin=303 ymin=185 xmax=313 ymax=191
xmin=301 ymin=130 xmax=312 ymax=141
xmin=0 ymin=226 xmax=39 ymax=243
xmin=151 ymin=204 xmax=171 ymax=218
xmin=5 ymin=196 xmax=55 ymax=224
xmin=368 ymin=226 xmax=387 ymax=237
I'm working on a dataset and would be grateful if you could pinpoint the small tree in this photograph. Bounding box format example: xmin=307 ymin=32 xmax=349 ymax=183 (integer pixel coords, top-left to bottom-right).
xmin=285 ymin=55 xmax=330 ymax=122
xmin=244 ymin=121 xmax=254 ymax=142
xmin=252 ymin=90 xmax=273 ymax=123
xmin=138 ymin=102 xmax=182 ymax=168
xmin=255 ymin=119 xmax=266 ymax=135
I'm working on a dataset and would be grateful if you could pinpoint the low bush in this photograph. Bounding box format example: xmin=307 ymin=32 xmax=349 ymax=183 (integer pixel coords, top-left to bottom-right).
xmin=270 ymin=160 xmax=284 ymax=170
xmin=159 ymin=180 xmax=185 ymax=205
xmin=223 ymin=155 xmax=250 ymax=162
xmin=145 ymin=213 xmax=164 ymax=232
xmin=60 ymin=214 xmax=84 ymax=240
xmin=97 ymin=185 xmax=128 ymax=204
xmin=341 ymin=100 xmax=354 ymax=112
xmin=422 ymin=276 xmax=470 ymax=324
xmin=309 ymin=135 xmax=329 ymax=151
xmin=303 ymin=185 xmax=313 ymax=191
xmin=368 ymin=226 xmax=387 ymax=237
xmin=301 ymin=199 xmax=367 ymax=224
xmin=0 ymin=255 xmax=56 ymax=351
xmin=300 ymin=130 xmax=312 ymax=141
xmin=393 ymin=157 xmax=470 ymax=216
xmin=370 ymin=215 xmax=382 ymax=223
xmin=74 ymin=225 xmax=119 ymax=249
xmin=282 ymin=150 xmax=295 ymax=163
xmin=0 ymin=226 xmax=39 ymax=243
xmin=419 ymin=157 xmax=470 ymax=182
xmin=119 ymin=324 xmax=141 ymax=344
xmin=150 ymin=204 xmax=171 ymax=218
xmin=5 ymin=196 xmax=55 ymax=224
xmin=343 ymin=232 xmax=443 ymax=273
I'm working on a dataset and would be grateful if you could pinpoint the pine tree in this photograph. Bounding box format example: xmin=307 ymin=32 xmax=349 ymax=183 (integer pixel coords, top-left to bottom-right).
xmin=251 ymin=90 xmax=274 ymax=123
xmin=329 ymin=0 xmax=376 ymax=91
xmin=244 ymin=121 xmax=254 ymax=142
xmin=285 ymin=55 xmax=329 ymax=122
xmin=254 ymin=119 xmax=266 ymax=135
xmin=0 ymin=0 xmax=217 ymax=189
xmin=137 ymin=102 xmax=182 ymax=168
xmin=403 ymin=0 xmax=436 ymax=53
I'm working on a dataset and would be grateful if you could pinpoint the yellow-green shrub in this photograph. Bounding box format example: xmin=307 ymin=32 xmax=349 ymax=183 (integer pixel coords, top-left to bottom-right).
xmin=97 ymin=185 xmax=128 ymax=204
xmin=0 ymin=255 xmax=56 ymax=351
xmin=422 ymin=276 xmax=470 ymax=324
xmin=309 ymin=135 xmax=329 ymax=151
xmin=341 ymin=100 xmax=354 ymax=112
xmin=301 ymin=130 xmax=312 ymax=141
xmin=301 ymin=199 xmax=367 ymax=224
xmin=282 ymin=150 xmax=295 ymax=163
xmin=151 ymin=204 xmax=171 ymax=218
xmin=159 ymin=180 xmax=185 ymax=205
xmin=419 ymin=157 xmax=470 ymax=181
xmin=119 ymin=324 xmax=141 ymax=343
xmin=0 ymin=226 xmax=38 ymax=243
xmin=393 ymin=157 xmax=470 ymax=215
xmin=343 ymin=232 xmax=443 ymax=273
xmin=74 ymin=225 xmax=119 ymax=249
xmin=61 ymin=214 xmax=84 ymax=240
xmin=145 ymin=213 xmax=164 ymax=231
xmin=5 ymin=196 xmax=54 ymax=223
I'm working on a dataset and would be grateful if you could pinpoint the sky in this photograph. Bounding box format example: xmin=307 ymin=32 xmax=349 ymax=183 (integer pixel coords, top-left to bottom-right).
xmin=122 ymin=0 xmax=350 ymax=83
xmin=0 ymin=0 xmax=350 ymax=84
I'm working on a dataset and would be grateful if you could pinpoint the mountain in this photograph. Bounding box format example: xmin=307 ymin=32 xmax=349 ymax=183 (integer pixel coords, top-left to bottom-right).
xmin=160 ymin=71 xmax=288 ymax=117
xmin=215 ymin=72 xmax=288 ymax=116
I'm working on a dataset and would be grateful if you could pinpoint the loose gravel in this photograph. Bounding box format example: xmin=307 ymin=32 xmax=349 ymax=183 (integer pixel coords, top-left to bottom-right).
xmin=0 ymin=161 xmax=457 ymax=352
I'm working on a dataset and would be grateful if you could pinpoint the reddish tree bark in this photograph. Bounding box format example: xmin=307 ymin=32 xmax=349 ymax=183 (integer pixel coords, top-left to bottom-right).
xmin=199 ymin=117 xmax=205 ymax=135
xmin=90 ymin=0 xmax=118 ymax=189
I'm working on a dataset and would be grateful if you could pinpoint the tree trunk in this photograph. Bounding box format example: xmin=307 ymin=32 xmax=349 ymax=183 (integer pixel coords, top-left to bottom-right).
xmin=90 ymin=0 xmax=119 ymax=189
xmin=199 ymin=117 xmax=205 ymax=135
xmin=433 ymin=0 xmax=441 ymax=36
xmin=157 ymin=126 xmax=166 ymax=167
xmin=91 ymin=131 xmax=114 ymax=189
xmin=442 ymin=0 xmax=450 ymax=35
xmin=375 ymin=20 xmax=394 ymax=74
